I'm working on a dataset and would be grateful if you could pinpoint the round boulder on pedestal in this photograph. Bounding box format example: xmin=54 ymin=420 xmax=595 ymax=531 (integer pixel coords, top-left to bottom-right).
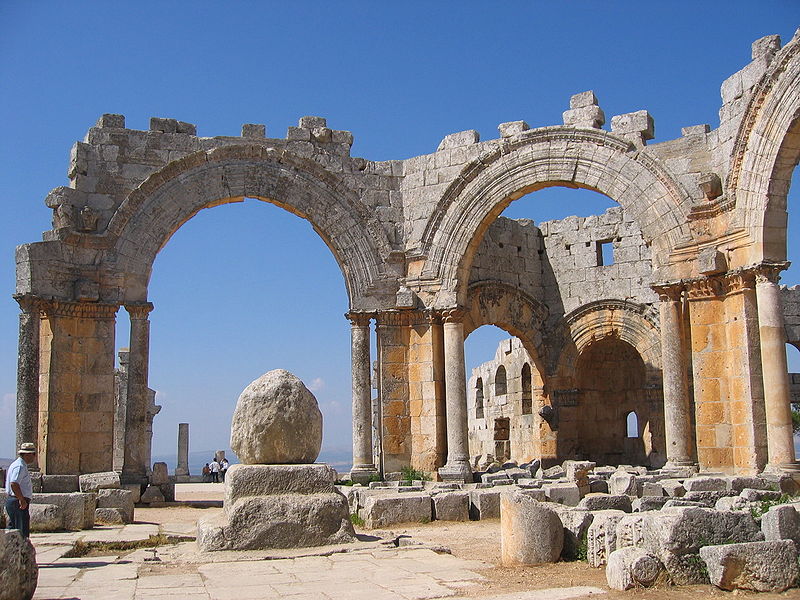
xmin=230 ymin=369 xmax=322 ymax=464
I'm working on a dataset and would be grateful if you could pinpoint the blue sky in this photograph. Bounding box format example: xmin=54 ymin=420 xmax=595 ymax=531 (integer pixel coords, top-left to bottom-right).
xmin=1 ymin=3 xmax=798 ymax=462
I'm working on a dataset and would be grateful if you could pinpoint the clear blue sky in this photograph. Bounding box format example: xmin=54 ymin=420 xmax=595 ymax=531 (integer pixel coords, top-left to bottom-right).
xmin=1 ymin=3 xmax=798 ymax=462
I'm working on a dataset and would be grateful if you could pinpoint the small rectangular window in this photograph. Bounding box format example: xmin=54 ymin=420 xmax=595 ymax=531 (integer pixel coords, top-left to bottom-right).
xmin=596 ymin=240 xmax=614 ymax=266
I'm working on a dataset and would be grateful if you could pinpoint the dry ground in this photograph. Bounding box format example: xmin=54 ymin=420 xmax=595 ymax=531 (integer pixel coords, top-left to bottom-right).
xmin=134 ymin=496 xmax=800 ymax=599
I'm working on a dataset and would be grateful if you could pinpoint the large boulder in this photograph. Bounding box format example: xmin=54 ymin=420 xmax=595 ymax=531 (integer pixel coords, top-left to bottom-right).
xmin=700 ymin=540 xmax=799 ymax=592
xmin=230 ymin=369 xmax=322 ymax=464
xmin=0 ymin=529 xmax=37 ymax=600
xmin=500 ymin=491 xmax=563 ymax=565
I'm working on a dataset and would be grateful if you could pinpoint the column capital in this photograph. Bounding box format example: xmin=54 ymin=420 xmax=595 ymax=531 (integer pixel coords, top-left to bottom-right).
xmin=43 ymin=299 xmax=119 ymax=320
xmin=345 ymin=311 xmax=372 ymax=327
xmin=652 ymin=282 xmax=684 ymax=302
xmin=125 ymin=302 xmax=154 ymax=320
xmin=440 ymin=307 xmax=466 ymax=324
xmin=423 ymin=309 xmax=442 ymax=325
xmin=752 ymin=261 xmax=790 ymax=285
xmin=13 ymin=294 xmax=46 ymax=314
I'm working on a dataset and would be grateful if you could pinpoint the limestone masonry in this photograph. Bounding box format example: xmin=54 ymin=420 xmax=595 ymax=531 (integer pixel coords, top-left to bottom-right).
xmin=12 ymin=31 xmax=800 ymax=483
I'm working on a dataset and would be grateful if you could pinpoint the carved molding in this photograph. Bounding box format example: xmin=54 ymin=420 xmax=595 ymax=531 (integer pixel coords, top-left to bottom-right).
xmin=652 ymin=283 xmax=684 ymax=303
xmin=125 ymin=302 xmax=154 ymax=320
xmin=440 ymin=307 xmax=466 ymax=324
xmin=43 ymin=299 xmax=119 ymax=320
xmin=13 ymin=294 xmax=46 ymax=315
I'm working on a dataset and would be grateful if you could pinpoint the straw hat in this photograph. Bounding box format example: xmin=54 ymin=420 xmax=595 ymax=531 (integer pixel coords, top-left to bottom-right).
xmin=18 ymin=442 xmax=36 ymax=454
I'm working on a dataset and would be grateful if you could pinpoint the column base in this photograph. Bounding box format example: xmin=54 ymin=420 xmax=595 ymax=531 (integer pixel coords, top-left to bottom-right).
xmin=762 ymin=462 xmax=800 ymax=476
xmin=175 ymin=468 xmax=189 ymax=477
xmin=661 ymin=461 xmax=698 ymax=478
xmin=350 ymin=464 xmax=379 ymax=485
xmin=438 ymin=461 xmax=472 ymax=483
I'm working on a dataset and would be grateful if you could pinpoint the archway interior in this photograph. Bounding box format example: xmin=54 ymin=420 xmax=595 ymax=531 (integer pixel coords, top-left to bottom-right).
xmin=115 ymin=198 xmax=353 ymax=475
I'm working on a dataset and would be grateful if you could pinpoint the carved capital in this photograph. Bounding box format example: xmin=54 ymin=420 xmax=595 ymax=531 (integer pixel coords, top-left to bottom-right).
xmin=724 ymin=270 xmax=756 ymax=293
xmin=685 ymin=277 xmax=724 ymax=300
xmin=753 ymin=261 xmax=790 ymax=285
xmin=13 ymin=294 xmax=46 ymax=315
xmin=125 ymin=302 xmax=154 ymax=320
xmin=424 ymin=309 xmax=441 ymax=326
xmin=440 ymin=307 xmax=465 ymax=324
xmin=652 ymin=283 xmax=684 ymax=303
xmin=374 ymin=310 xmax=408 ymax=327
xmin=44 ymin=299 xmax=119 ymax=320
xmin=345 ymin=311 xmax=372 ymax=328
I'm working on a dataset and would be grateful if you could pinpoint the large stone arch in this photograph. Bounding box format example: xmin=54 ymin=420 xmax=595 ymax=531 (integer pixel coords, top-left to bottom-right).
xmin=419 ymin=127 xmax=691 ymax=306
xmin=106 ymin=144 xmax=395 ymax=309
xmin=730 ymin=31 xmax=800 ymax=265
xmin=461 ymin=280 xmax=548 ymax=374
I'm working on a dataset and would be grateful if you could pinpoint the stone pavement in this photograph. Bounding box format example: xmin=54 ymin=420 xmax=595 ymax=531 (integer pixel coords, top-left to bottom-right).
xmin=28 ymin=522 xmax=606 ymax=600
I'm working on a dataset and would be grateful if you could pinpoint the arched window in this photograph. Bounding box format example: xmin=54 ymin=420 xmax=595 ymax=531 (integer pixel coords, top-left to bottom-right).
xmin=495 ymin=365 xmax=507 ymax=396
xmin=626 ymin=411 xmax=639 ymax=438
xmin=521 ymin=363 xmax=532 ymax=415
xmin=475 ymin=378 xmax=485 ymax=419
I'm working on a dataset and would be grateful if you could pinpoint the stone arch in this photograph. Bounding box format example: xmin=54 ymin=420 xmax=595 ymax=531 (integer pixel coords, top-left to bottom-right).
xmin=730 ymin=32 xmax=800 ymax=265
xmin=419 ymin=127 xmax=691 ymax=305
xmin=462 ymin=280 xmax=549 ymax=372
xmin=106 ymin=144 xmax=394 ymax=309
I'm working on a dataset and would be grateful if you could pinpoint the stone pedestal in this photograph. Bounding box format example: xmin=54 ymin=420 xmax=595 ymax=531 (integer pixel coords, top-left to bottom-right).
xmin=197 ymin=464 xmax=355 ymax=551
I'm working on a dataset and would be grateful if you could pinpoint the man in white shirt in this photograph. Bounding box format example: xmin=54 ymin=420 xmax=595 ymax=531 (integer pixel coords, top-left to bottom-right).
xmin=209 ymin=458 xmax=220 ymax=483
xmin=5 ymin=442 xmax=37 ymax=538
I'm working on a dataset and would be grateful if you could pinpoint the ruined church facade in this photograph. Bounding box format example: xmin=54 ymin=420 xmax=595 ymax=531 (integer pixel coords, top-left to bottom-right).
xmin=13 ymin=32 xmax=800 ymax=483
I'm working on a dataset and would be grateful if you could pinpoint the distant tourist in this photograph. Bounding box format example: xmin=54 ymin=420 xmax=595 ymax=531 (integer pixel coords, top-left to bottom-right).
xmin=5 ymin=442 xmax=37 ymax=538
xmin=209 ymin=458 xmax=220 ymax=483
xmin=202 ymin=463 xmax=211 ymax=483
xmin=220 ymin=457 xmax=229 ymax=481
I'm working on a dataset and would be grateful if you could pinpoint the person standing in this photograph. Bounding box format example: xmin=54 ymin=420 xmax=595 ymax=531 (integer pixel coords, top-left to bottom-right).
xmin=5 ymin=442 xmax=36 ymax=539
xmin=220 ymin=457 xmax=229 ymax=482
xmin=209 ymin=458 xmax=220 ymax=483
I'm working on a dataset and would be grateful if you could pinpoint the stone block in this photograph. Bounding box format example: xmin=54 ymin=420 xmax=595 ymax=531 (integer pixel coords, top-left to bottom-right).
xmin=729 ymin=476 xmax=773 ymax=493
xmin=149 ymin=117 xmax=177 ymax=133
xmin=700 ymin=540 xmax=798 ymax=592
xmin=681 ymin=124 xmax=710 ymax=136
xmin=432 ymin=491 xmax=470 ymax=521
xmin=469 ymin=489 xmax=501 ymax=520
xmin=299 ymin=116 xmax=326 ymax=129
xmin=122 ymin=484 xmax=141 ymax=503
xmin=660 ymin=479 xmax=685 ymax=497
xmin=362 ymin=493 xmax=432 ymax=528
xmin=683 ymin=490 xmax=736 ymax=507
xmin=632 ymin=497 xmax=669 ymax=512
xmin=225 ymin=464 xmax=337 ymax=504
xmin=606 ymin=547 xmax=664 ymax=591
xmin=610 ymin=110 xmax=654 ymax=140
xmin=551 ymin=505 xmax=593 ymax=560
xmin=29 ymin=504 xmax=63 ymax=532
xmin=608 ymin=472 xmax=637 ymax=496
xmin=139 ymin=485 xmax=165 ymax=504
xmin=751 ymin=34 xmax=782 ymax=60
xmin=500 ymin=492 xmax=563 ymax=565
xmin=563 ymin=105 xmax=605 ymax=129
xmin=542 ymin=466 xmax=566 ymax=480
xmin=159 ymin=481 xmax=175 ymax=503
xmin=41 ymin=475 xmax=79 ymax=493
xmin=761 ymin=504 xmax=800 ymax=545
xmin=740 ymin=488 xmax=781 ymax=502
xmin=589 ymin=479 xmax=609 ymax=494
xmin=150 ymin=462 xmax=169 ymax=485
xmin=437 ymin=130 xmax=479 ymax=151
xmin=578 ymin=494 xmax=632 ymax=513
xmin=97 ymin=489 xmax=134 ymax=523
xmin=641 ymin=482 xmax=664 ymax=497
xmin=544 ymin=482 xmax=581 ymax=506
xmin=587 ymin=510 xmax=627 ymax=567
xmin=498 ymin=120 xmax=529 ymax=137
xmin=31 ymin=493 xmax=94 ymax=531
xmin=570 ymin=90 xmax=598 ymax=109
xmin=176 ymin=121 xmax=196 ymax=135
xmin=615 ymin=513 xmax=649 ymax=550
xmin=95 ymin=508 xmax=126 ymax=525
xmin=79 ymin=471 xmax=120 ymax=492
xmin=0 ymin=529 xmax=38 ymax=600
xmin=96 ymin=113 xmax=125 ymax=128
xmin=481 ymin=472 xmax=510 ymax=484
xmin=241 ymin=123 xmax=266 ymax=138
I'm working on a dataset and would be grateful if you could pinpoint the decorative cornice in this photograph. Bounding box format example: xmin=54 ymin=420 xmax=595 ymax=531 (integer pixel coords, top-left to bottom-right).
xmin=374 ymin=310 xmax=410 ymax=327
xmin=678 ymin=262 xmax=787 ymax=300
xmin=43 ymin=299 xmax=119 ymax=320
xmin=345 ymin=311 xmax=373 ymax=327
xmin=13 ymin=294 xmax=47 ymax=315
xmin=652 ymin=283 xmax=684 ymax=302
xmin=687 ymin=195 xmax=736 ymax=221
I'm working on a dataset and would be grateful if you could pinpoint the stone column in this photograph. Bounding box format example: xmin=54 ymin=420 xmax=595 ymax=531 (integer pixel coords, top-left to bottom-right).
xmin=347 ymin=312 xmax=378 ymax=483
xmin=14 ymin=295 xmax=41 ymax=471
xmin=438 ymin=308 xmax=472 ymax=482
xmin=655 ymin=284 xmax=695 ymax=469
xmin=176 ymin=423 xmax=190 ymax=478
xmin=123 ymin=302 xmax=154 ymax=484
xmin=755 ymin=265 xmax=799 ymax=472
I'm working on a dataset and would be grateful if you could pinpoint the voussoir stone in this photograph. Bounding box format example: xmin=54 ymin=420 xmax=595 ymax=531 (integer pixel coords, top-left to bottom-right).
xmin=0 ymin=529 xmax=38 ymax=600
xmin=230 ymin=369 xmax=322 ymax=464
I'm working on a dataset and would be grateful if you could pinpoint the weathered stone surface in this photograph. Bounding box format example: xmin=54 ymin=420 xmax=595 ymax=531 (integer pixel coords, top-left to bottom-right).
xmin=500 ymin=492 xmax=563 ymax=565
xmin=683 ymin=476 xmax=728 ymax=492
xmin=615 ymin=513 xmax=649 ymax=550
xmin=587 ymin=510 xmax=626 ymax=568
xmin=0 ymin=529 xmax=38 ymax=600
xmin=578 ymin=494 xmax=632 ymax=513
xmin=97 ymin=489 xmax=135 ymax=523
xmin=606 ymin=547 xmax=663 ymax=591
xmin=729 ymin=476 xmax=773 ymax=492
xmin=150 ymin=463 xmax=169 ymax=486
xmin=683 ymin=490 xmax=736 ymax=507
xmin=140 ymin=485 xmax=165 ymax=504
xmin=432 ymin=491 xmax=470 ymax=521
xmin=660 ymin=479 xmax=685 ymax=497
xmin=541 ymin=465 xmax=565 ymax=479
xmin=469 ymin=489 xmax=501 ymax=520
xmin=95 ymin=507 xmax=126 ymax=525
xmin=700 ymin=540 xmax=799 ymax=592
xmin=31 ymin=492 xmax=95 ymax=530
xmin=608 ymin=472 xmax=637 ymax=497
xmin=225 ymin=464 xmax=337 ymax=504
xmin=230 ymin=369 xmax=322 ymax=464
xmin=362 ymin=493 xmax=431 ymax=528
xmin=198 ymin=492 xmax=355 ymax=551
xmin=41 ymin=475 xmax=79 ymax=493
xmin=544 ymin=482 xmax=581 ymax=506
xmin=761 ymin=504 xmax=800 ymax=545
xmin=632 ymin=496 xmax=669 ymax=512
xmin=79 ymin=471 xmax=121 ymax=492
xmin=29 ymin=504 xmax=63 ymax=532
xmin=551 ymin=505 xmax=593 ymax=560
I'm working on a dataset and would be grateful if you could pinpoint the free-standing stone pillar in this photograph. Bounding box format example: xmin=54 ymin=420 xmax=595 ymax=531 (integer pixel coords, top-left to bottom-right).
xmin=123 ymin=302 xmax=154 ymax=484
xmin=347 ymin=312 xmax=378 ymax=483
xmin=176 ymin=423 xmax=190 ymax=478
xmin=14 ymin=295 xmax=41 ymax=471
xmin=655 ymin=284 xmax=695 ymax=468
xmin=755 ymin=264 xmax=799 ymax=472
xmin=438 ymin=308 xmax=472 ymax=482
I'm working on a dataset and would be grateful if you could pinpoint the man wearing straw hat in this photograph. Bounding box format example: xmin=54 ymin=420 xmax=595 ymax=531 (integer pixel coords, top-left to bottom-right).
xmin=5 ymin=442 xmax=37 ymax=538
